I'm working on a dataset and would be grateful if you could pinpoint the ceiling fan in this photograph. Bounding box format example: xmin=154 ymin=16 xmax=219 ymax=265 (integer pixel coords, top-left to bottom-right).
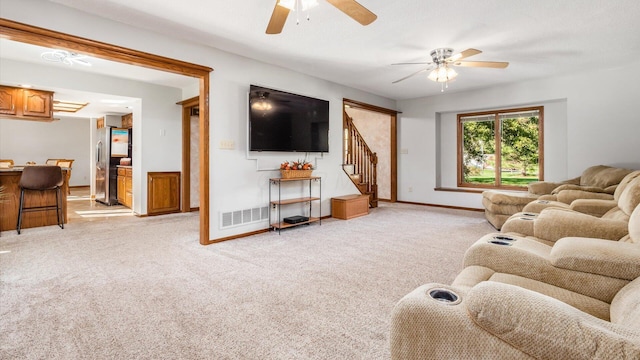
xmin=392 ymin=48 xmax=508 ymax=90
xmin=41 ymin=50 xmax=92 ymax=66
xmin=266 ymin=0 xmax=377 ymax=34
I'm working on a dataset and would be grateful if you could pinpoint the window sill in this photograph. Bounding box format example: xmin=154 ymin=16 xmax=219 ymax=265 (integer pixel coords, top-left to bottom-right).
xmin=433 ymin=187 xmax=528 ymax=194
xmin=434 ymin=187 xmax=484 ymax=194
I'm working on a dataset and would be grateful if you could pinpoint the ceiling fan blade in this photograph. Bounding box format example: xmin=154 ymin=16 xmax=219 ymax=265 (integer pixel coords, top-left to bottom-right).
xmin=266 ymin=1 xmax=290 ymax=34
xmin=392 ymin=67 xmax=431 ymax=84
xmin=448 ymin=48 xmax=482 ymax=62
xmin=453 ymin=61 xmax=509 ymax=68
xmin=326 ymin=0 xmax=377 ymax=25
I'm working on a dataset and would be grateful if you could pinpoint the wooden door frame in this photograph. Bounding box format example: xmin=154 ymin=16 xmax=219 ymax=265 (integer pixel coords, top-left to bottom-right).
xmin=0 ymin=18 xmax=213 ymax=245
xmin=343 ymin=98 xmax=399 ymax=202
xmin=178 ymin=96 xmax=199 ymax=213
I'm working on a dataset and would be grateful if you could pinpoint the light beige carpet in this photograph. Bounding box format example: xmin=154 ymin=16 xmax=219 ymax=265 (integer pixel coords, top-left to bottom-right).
xmin=0 ymin=202 xmax=493 ymax=359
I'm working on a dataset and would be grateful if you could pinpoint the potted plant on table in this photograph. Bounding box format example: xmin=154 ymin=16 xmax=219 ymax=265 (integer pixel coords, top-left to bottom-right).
xmin=280 ymin=160 xmax=313 ymax=179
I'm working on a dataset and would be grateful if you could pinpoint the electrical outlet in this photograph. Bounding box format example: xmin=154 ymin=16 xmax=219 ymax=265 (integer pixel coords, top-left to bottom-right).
xmin=408 ymin=187 xmax=413 ymax=193
xmin=401 ymin=148 xmax=409 ymax=154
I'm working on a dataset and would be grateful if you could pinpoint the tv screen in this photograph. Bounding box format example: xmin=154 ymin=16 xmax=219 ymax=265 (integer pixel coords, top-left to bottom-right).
xmin=249 ymin=85 xmax=329 ymax=152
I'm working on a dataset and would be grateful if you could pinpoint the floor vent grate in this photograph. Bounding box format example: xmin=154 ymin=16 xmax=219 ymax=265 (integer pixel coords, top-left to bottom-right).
xmin=220 ymin=206 xmax=269 ymax=229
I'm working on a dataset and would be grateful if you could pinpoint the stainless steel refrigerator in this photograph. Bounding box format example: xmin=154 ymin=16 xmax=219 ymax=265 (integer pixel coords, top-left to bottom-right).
xmin=95 ymin=127 xmax=130 ymax=205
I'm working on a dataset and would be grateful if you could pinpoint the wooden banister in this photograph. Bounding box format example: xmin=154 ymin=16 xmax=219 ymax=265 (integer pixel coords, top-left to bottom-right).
xmin=343 ymin=113 xmax=378 ymax=207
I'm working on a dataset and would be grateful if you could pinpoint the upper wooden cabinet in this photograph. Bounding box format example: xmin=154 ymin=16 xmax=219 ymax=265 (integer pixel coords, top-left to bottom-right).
xmin=0 ymin=85 xmax=54 ymax=121
xmin=22 ymin=89 xmax=53 ymax=118
xmin=0 ymin=86 xmax=18 ymax=116
xmin=121 ymin=113 xmax=133 ymax=128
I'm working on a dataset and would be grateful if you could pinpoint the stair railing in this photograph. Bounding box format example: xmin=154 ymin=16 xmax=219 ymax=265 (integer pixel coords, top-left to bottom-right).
xmin=343 ymin=113 xmax=378 ymax=207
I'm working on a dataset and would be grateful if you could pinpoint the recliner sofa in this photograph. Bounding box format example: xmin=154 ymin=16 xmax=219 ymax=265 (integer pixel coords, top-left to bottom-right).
xmin=482 ymin=165 xmax=632 ymax=229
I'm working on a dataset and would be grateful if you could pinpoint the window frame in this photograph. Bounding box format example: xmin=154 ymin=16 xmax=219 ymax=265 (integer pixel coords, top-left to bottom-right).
xmin=457 ymin=106 xmax=544 ymax=190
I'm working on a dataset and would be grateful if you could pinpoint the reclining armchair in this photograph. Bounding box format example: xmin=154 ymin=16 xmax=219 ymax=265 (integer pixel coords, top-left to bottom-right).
xmin=391 ymin=174 xmax=640 ymax=359
xmin=482 ymin=165 xmax=632 ymax=229
xmin=500 ymin=176 xmax=640 ymax=242
xmin=461 ymin=204 xmax=640 ymax=306
xmin=523 ymin=170 xmax=640 ymax=216
xmin=390 ymin=278 xmax=640 ymax=359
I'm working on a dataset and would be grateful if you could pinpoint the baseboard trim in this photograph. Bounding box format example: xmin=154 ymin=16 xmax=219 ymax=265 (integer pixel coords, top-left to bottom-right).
xmin=205 ymin=229 xmax=270 ymax=245
xmin=396 ymin=200 xmax=483 ymax=212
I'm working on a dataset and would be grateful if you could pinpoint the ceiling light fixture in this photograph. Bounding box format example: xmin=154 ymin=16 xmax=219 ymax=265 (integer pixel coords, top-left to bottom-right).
xmin=41 ymin=50 xmax=92 ymax=66
xmin=428 ymin=64 xmax=458 ymax=92
xmin=278 ymin=0 xmax=319 ymax=24
xmin=427 ymin=48 xmax=458 ymax=92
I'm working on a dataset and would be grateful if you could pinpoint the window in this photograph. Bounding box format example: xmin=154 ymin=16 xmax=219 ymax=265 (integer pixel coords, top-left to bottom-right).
xmin=457 ymin=106 xmax=543 ymax=189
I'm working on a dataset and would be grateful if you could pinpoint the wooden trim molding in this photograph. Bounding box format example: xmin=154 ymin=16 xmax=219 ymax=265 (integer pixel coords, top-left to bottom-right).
xmin=1 ymin=18 xmax=212 ymax=245
xmin=397 ymin=200 xmax=484 ymax=212
xmin=456 ymin=105 xmax=544 ymax=190
xmin=0 ymin=19 xmax=212 ymax=77
xmin=180 ymin=96 xmax=199 ymax=214
xmin=343 ymin=98 xmax=401 ymax=115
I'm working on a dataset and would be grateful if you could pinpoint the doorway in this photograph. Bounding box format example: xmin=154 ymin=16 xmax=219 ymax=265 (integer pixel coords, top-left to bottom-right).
xmin=1 ymin=19 xmax=213 ymax=244
xmin=343 ymin=99 xmax=398 ymax=202
xmin=179 ymin=97 xmax=200 ymax=212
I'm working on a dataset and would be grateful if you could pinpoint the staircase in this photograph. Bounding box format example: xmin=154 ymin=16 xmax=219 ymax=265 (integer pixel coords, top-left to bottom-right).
xmin=343 ymin=113 xmax=378 ymax=208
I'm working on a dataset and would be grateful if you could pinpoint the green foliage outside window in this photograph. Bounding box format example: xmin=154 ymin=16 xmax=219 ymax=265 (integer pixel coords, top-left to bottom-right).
xmin=459 ymin=107 xmax=542 ymax=188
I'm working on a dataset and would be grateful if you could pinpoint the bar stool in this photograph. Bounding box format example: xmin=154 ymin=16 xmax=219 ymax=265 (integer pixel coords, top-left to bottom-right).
xmin=16 ymin=165 xmax=65 ymax=234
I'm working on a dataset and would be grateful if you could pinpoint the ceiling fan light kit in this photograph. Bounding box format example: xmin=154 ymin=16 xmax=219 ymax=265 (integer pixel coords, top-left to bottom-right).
xmin=278 ymin=0 xmax=319 ymax=11
xmin=392 ymin=47 xmax=509 ymax=92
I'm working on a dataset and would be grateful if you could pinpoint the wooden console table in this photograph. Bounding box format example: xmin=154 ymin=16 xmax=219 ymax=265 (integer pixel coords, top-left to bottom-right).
xmin=0 ymin=167 xmax=69 ymax=232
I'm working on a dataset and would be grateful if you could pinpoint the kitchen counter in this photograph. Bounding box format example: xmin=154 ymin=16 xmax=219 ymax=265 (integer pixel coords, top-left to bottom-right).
xmin=0 ymin=168 xmax=69 ymax=232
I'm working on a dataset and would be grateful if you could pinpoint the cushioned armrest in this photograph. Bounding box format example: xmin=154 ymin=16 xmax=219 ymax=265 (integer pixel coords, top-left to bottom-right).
xmin=533 ymin=208 xmax=629 ymax=242
xmin=551 ymin=184 xmax=606 ymax=195
xmin=556 ymin=190 xmax=614 ymax=205
xmin=550 ymin=237 xmax=640 ymax=280
xmin=568 ymin=199 xmax=617 ymax=217
xmin=390 ymin=283 xmax=532 ymax=359
xmin=466 ymin=282 xmax=640 ymax=359
xmin=528 ymin=181 xmax=565 ymax=195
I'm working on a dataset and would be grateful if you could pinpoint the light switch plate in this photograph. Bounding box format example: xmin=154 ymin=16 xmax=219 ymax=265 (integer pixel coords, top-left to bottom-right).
xmin=219 ymin=140 xmax=235 ymax=150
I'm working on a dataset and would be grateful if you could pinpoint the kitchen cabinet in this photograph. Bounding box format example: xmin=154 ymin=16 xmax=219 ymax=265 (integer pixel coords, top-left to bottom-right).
xmin=121 ymin=113 xmax=133 ymax=128
xmin=0 ymin=86 xmax=18 ymax=116
xmin=0 ymin=85 xmax=53 ymax=121
xmin=117 ymin=166 xmax=133 ymax=208
xmin=147 ymin=172 xmax=180 ymax=215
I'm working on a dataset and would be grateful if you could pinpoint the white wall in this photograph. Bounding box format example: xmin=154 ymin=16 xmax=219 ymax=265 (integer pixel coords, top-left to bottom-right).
xmin=0 ymin=116 xmax=91 ymax=186
xmin=397 ymin=62 xmax=640 ymax=209
xmin=0 ymin=58 xmax=184 ymax=215
xmin=2 ymin=0 xmax=397 ymax=240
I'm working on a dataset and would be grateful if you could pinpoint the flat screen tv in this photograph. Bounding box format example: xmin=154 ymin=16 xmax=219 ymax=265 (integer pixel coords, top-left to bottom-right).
xmin=249 ymin=85 xmax=329 ymax=152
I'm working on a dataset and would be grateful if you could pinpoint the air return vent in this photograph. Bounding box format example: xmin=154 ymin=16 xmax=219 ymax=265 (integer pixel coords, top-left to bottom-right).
xmin=220 ymin=206 xmax=269 ymax=229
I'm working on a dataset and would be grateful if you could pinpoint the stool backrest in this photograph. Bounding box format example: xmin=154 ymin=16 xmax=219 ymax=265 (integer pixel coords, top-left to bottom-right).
xmin=19 ymin=166 xmax=64 ymax=190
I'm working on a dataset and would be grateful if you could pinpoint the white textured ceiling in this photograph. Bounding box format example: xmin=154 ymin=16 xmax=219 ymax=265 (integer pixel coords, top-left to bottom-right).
xmin=7 ymin=0 xmax=640 ymax=101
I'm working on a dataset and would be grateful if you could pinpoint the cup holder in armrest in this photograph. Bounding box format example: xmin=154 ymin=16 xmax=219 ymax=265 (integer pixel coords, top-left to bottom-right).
xmin=488 ymin=240 xmax=513 ymax=246
xmin=521 ymin=213 xmax=537 ymax=217
xmin=537 ymin=200 xmax=550 ymax=204
xmin=493 ymin=235 xmax=516 ymax=242
xmin=519 ymin=217 xmax=534 ymax=221
xmin=428 ymin=288 xmax=461 ymax=305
